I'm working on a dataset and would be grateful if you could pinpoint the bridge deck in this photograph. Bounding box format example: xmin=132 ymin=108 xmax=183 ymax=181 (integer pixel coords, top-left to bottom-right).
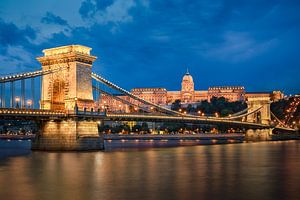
xmin=0 ymin=108 xmax=295 ymax=131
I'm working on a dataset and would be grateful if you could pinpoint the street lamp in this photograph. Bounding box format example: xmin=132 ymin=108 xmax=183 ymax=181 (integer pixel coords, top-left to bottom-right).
xmin=26 ymin=99 xmax=32 ymax=109
xmin=15 ymin=96 xmax=20 ymax=108
xmin=74 ymin=97 xmax=79 ymax=113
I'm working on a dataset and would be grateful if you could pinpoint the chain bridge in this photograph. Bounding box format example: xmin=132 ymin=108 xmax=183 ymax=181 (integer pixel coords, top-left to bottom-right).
xmin=0 ymin=45 xmax=296 ymax=150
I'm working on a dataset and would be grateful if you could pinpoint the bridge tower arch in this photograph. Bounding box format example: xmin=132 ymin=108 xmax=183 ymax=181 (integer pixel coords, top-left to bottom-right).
xmin=37 ymin=45 xmax=97 ymax=111
xmin=246 ymin=96 xmax=271 ymax=125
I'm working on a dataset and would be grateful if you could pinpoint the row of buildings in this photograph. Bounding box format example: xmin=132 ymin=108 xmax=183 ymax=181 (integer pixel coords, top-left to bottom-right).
xmin=99 ymin=70 xmax=283 ymax=112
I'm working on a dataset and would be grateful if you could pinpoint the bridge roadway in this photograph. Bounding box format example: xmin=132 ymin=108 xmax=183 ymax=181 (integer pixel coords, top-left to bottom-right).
xmin=0 ymin=108 xmax=273 ymax=129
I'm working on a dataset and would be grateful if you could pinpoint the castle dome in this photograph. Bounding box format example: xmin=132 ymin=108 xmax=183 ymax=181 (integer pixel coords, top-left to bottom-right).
xmin=182 ymin=69 xmax=193 ymax=82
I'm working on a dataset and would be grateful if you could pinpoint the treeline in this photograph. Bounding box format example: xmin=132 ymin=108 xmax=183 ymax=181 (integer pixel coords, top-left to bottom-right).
xmin=171 ymin=97 xmax=247 ymax=117
xmin=99 ymin=123 xmax=150 ymax=134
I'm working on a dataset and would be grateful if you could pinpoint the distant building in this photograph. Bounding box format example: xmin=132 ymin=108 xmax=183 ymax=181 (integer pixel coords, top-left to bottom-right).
xmin=271 ymin=91 xmax=284 ymax=101
xmin=131 ymin=88 xmax=167 ymax=106
xmin=167 ymin=70 xmax=208 ymax=104
xmin=208 ymin=86 xmax=245 ymax=102
xmin=99 ymin=69 xmax=284 ymax=111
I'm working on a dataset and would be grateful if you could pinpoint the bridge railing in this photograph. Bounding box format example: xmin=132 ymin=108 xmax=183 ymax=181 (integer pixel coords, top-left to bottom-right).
xmin=0 ymin=108 xmax=66 ymax=116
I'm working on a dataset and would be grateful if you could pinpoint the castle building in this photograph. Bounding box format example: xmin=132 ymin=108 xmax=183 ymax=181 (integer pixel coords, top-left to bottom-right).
xmin=208 ymin=86 xmax=245 ymax=102
xmin=166 ymin=70 xmax=208 ymax=104
xmin=131 ymin=88 xmax=167 ymax=106
xmin=99 ymin=69 xmax=283 ymax=112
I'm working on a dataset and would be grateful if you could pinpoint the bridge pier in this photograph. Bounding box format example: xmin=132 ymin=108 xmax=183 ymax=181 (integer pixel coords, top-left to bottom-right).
xmin=245 ymin=128 xmax=273 ymax=141
xmin=32 ymin=119 xmax=104 ymax=151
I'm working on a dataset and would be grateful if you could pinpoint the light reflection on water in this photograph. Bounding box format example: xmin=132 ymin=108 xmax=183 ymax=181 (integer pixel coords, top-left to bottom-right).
xmin=0 ymin=140 xmax=300 ymax=200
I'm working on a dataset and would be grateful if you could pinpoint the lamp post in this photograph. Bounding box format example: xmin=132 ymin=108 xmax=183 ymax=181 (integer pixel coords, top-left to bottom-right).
xmin=26 ymin=99 xmax=32 ymax=109
xmin=15 ymin=96 xmax=20 ymax=109
xmin=74 ymin=97 xmax=78 ymax=113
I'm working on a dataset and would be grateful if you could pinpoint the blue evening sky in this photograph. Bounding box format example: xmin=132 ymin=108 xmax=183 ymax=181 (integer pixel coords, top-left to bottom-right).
xmin=0 ymin=0 xmax=299 ymax=94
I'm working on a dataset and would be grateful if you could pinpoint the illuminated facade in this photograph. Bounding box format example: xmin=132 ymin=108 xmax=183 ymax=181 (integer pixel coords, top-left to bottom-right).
xmin=99 ymin=70 xmax=283 ymax=111
xmin=208 ymin=86 xmax=245 ymax=102
xmin=131 ymin=88 xmax=167 ymax=105
xmin=38 ymin=45 xmax=97 ymax=111
xmin=166 ymin=70 xmax=208 ymax=104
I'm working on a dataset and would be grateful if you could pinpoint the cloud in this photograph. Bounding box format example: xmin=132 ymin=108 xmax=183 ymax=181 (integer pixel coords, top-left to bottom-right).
xmin=79 ymin=0 xmax=140 ymax=31
xmin=0 ymin=0 xmax=85 ymax=44
xmin=79 ymin=0 xmax=97 ymax=19
xmin=41 ymin=12 xmax=68 ymax=26
xmin=0 ymin=45 xmax=35 ymax=73
xmin=96 ymin=0 xmax=114 ymax=10
xmin=202 ymin=32 xmax=278 ymax=62
xmin=0 ymin=0 xmax=299 ymax=93
xmin=0 ymin=19 xmax=36 ymax=46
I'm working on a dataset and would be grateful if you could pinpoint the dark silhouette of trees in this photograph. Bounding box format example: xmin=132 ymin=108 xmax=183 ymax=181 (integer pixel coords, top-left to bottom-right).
xmin=171 ymin=99 xmax=181 ymax=111
xmin=196 ymin=97 xmax=247 ymax=116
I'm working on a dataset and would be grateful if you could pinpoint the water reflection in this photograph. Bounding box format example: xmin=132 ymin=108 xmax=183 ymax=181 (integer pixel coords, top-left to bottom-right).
xmin=0 ymin=141 xmax=300 ymax=200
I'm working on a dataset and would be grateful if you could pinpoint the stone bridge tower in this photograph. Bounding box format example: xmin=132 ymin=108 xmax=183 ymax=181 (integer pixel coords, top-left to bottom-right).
xmin=37 ymin=45 xmax=97 ymax=111
xmin=32 ymin=45 xmax=103 ymax=151
xmin=246 ymin=96 xmax=271 ymax=125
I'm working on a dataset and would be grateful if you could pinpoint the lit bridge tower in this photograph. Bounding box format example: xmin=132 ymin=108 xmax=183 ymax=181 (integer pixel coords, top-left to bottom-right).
xmin=32 ymin=45 xmax=103 ymax=151
xmin=37 ymin=45 xmax=96 ymax=111
xmin=245 ymin=96 xmax=273 ymax=140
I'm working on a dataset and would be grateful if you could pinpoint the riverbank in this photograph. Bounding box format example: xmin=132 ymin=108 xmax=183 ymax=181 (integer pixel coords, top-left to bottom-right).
xmin=103 ymin=133 xmax=244 ymax=150
xmin=1 ymin=132 xmax=299 ymax=151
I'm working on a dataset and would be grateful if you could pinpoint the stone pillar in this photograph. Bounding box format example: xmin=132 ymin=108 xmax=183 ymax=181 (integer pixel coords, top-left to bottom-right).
xmin=246 ymin=96 xmax=271 ymax=125
xmin=245 ymin=128 xmax=273 ymax=141
xmin=32 ymin=119 xmax=104 ymax=151
xmin=37 ymin=45 xmax=97 ymax=111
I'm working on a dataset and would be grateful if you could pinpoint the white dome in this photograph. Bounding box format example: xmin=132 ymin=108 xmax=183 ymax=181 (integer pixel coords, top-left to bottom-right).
xmin=182 ymin=72 xmax=193 ymax=82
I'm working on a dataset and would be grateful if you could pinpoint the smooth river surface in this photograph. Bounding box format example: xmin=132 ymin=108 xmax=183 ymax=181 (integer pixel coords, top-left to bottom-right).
xmin=0 ymin=140 xmax=300 ymax=200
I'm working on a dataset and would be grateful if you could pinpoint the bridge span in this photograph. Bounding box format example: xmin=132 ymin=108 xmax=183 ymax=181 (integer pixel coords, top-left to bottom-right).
xmin=0 ymin=108 xmax=272 ymax=129
xmin=0 ymin=45 xmax=297 ymax=150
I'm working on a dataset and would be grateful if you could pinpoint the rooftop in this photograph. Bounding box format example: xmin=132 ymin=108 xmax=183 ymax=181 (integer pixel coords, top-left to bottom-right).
xmin=42 ymin=45 xmax=92 ymax=56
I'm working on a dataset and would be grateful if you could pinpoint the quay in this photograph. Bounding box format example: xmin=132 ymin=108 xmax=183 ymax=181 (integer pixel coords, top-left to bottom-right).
xmin=104 ymin=133 xmax=244 ymax=141
xmin=103 ymin=133 xmax=244 ymax=149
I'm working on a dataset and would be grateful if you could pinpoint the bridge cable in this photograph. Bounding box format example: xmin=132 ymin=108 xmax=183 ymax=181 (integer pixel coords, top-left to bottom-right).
xmin=93 ymin=85 xmax=153 ymax=114
xmin=91 ymin=72 xmax=187 ymax=116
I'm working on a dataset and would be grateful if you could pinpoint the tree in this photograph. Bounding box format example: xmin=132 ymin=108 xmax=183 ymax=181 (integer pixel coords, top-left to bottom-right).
xmin=186 ymin=104 xmax=196 ymax=113
xmin=196 ymin=97 xmax=246 ymax=117
xmin=171 ymin=99 xmax=181 ymax=111
xmin=141 ymin=122 xmax=149 ymax=133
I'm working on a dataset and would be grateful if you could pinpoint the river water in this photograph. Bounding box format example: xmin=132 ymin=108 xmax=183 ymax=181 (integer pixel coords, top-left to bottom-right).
xmin=0 ymin=140 xmax=300 ymax=200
